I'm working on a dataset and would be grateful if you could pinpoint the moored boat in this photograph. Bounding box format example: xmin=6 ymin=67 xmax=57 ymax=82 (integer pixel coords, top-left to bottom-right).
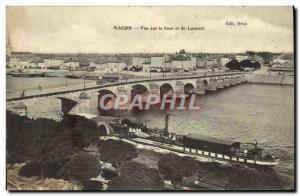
xmin=129 ymin=134 xmax=279 ymax=167
xmin=10 ymin=72 xmax=45 ymax=77
xmin=123 ymin=114 xmax=280 ymax=167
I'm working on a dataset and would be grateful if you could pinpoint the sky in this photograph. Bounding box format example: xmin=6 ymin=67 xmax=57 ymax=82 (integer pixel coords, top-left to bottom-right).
xmin=6 ymin=6 xmax=294 ymax=54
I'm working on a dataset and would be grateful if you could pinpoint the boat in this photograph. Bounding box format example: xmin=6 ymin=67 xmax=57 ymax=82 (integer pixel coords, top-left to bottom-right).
xmin=65 ymin=73 xmax=85 ymax=79
xmin=128 ymin=133 xmax=279 ymax=167
xmin=10 ymin=72 xmax=45 ymax=78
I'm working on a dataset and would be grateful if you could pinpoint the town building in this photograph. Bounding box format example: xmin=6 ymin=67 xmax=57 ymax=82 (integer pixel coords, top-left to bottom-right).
xmin=171 ymin=58 xmax=196 ymax=71
xmin=150 ymin=55 xmax=171 ymax=71
xmin=9 ymin=57 xmax=21 ymax=69
xmin=43 ymin=59 xmax=65 ymax=69
xmin=170 ymin=50 xmax=196 ymax=71
xmin=132 ymin=57 xmax=148 ymax=67
xmin=272 ymin=58 xmax=289 ymax=64
xmin=142 ymin=62 xmax=151 ymax=72
xmin=270 ymin=61 xmax=294 ymax=76
xmin=131 ymin=57 xmax=151 ymax=71
xmin=196 ymin=56 xmax=219 ymax=69
xmin=28 ymin=62 xmax=38 ymax=69
xmin=64 ymin=61 xmax=80 ymax=70
xmin=38 ymin=62 xmax=45 ymax=69
xmin=103 ymin=62 xmax=127 ymax=73
xmin=150 ymin=56 xmax=165 ymax=70
xmin=235 ymin=55 xmax=248 ymax=62
xmin=19 ymin=61 xmax=30 ymax=69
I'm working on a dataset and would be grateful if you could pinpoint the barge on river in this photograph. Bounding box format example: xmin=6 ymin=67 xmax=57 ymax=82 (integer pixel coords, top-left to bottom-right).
xmin=117 ymin=114 xmax=280 ymax=167
xmin=128 ymin=133 xmax=279 ymax=167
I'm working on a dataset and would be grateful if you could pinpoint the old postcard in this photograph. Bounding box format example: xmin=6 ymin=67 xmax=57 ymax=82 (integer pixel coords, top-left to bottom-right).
xmin=6 ymin=6 xmax=294 ymax=191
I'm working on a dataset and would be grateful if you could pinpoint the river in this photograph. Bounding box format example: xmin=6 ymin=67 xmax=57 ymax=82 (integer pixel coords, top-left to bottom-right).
xmin=6 ymin=76 xmax=93 ymax=93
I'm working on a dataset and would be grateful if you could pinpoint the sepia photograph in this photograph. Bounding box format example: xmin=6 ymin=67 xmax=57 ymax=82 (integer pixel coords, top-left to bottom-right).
xmin=6 ymin=6 xmax=295 ymax=191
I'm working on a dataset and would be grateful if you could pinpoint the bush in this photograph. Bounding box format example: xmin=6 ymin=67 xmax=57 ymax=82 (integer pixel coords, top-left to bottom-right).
xmin=158 ymin=153 xmax=198 ymax=188
xmin=7 ymin=111 xmax=106 ymax=179
xmin=7 ymin=111 xmax=62 ymax=163
xmin=108 ymin=161 xmax=164 ymax=190
xmin=80 ymin=180 xmax=103 ymax=190
xmin=98 ymin=139 xmax=137 ymax=169
xmin=58 ymin=152 xmax=101 ymax=182
xmin=225 ymin=59 xmax=261 ymax=71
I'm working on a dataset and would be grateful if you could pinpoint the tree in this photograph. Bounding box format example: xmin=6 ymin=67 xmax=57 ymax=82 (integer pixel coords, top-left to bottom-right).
xmin=158 ymin=153 xmax=199 ymax=188
xmin=61 ymin=115 xmax=108 ymax=148
xmin=108 ymin=161 xmax=164 ymax=190
xmin=225 ymin=59 xmax=240 ymax=71
xmin=179 ymin=49 xmax=186 ymax=54
xmin=239 ymin=60 xmax=253 ymax=70
xmin=98 ymin=139 xmax=137 ymax=169
xmin=240 ymin=60 xmax=261 ymax=70
xmin=58 ymin=152 xmax=102 ymax=182
xmin=256 ymin=52 xmax=273 ymax=63
xmin=246 ymin=51 xmax=255 ymax=56
xmin=252 ymin=61 xmax=261 ymax=70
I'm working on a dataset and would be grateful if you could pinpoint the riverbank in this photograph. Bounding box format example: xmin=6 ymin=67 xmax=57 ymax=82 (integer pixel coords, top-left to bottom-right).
xmin=245 ymin=73 xmax=294 ymax=85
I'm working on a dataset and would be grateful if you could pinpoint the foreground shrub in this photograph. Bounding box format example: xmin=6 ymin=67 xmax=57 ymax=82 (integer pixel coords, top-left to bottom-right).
xmin=108 ymin=161 xmax=164 ymax=190
xmin=98 ymin=139 xmax=137 ymax=169
xmin=158 ymin=153 xmax=199 ymax=188
xmin=58 ymin=152 xmax=101 ymax=182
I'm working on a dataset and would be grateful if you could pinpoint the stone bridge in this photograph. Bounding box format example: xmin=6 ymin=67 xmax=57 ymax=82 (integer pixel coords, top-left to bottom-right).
xmin=98 ymin=73 xmax=247 ymax=102
xmin=6 ymin=72 xmax=247 ymax=120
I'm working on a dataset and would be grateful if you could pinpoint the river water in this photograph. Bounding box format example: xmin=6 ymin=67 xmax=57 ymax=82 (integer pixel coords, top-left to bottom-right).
xmin=6 ymin=76 xmax=93 ymax=93
xmin=6 ymin=77 xmax=294 ymax=189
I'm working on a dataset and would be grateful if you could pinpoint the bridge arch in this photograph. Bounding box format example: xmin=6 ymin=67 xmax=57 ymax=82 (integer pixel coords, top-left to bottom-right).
xmin=98 ymin=89 xmax=117 ymax=110
xmin=131 ymin=84 xmax=149 ymax=102
xmin=203 ymin=79 xmax=209 ymax=87
xmin=98 ymin=89 xmax=117 ymax=98
xmin=131 ymin=84 xmax=149 ymax=94
xmin=184 ymin=83 xmax=195 ymax=94
xmin=160 ymin=83 xmax=174 ymax=98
